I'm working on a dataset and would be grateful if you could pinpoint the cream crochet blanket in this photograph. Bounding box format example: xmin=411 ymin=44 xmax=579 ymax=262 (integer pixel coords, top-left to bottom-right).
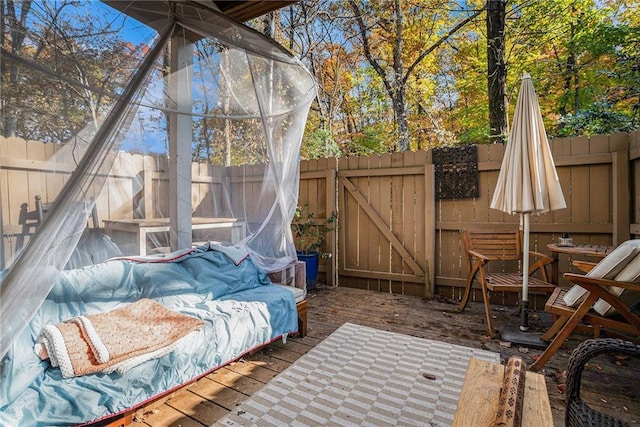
xmin=35 ymin=299 xmax=204 ymax=378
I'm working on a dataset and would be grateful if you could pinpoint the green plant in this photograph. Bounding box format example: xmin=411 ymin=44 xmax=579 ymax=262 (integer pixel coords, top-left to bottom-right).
xmin=292 ymin=205 xmax=337 ymax=257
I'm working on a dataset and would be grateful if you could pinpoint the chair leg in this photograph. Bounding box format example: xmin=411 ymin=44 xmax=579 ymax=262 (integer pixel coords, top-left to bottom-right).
xmin=481 ymin=284 xmax=495 ymax=338
xmin=458 ymin=265 xmax=479 ymax=312
xmin=530 ymin=295 xmax=598 ymax=372
xmin=296 ymin=300 xmax=307 ymax=338
xmin=540 ymin=316 xmax=568 ymax=341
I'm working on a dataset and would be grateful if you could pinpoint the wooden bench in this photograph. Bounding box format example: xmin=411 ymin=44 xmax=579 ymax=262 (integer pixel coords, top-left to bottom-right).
xmin=453 ymin=357 xmax=552 ymax=427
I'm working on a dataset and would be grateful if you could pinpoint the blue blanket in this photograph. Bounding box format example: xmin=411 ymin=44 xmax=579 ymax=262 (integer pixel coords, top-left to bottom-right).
xmin=0 ymin=244 xmax=298 ymax=426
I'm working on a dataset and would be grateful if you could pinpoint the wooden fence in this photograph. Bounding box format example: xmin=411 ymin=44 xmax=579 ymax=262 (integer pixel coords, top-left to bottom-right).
xmin=2 ymin=131 xmax=640 ymax=306
xmin=297 ymin=131 xmax=640 ymax=305
xmin=435 ymin=132 xmax=637 ymax=307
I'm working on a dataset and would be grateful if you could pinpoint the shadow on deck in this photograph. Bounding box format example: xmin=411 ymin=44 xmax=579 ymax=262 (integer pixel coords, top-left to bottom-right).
xmin=131 ymin=286 xmax=639 ymax=427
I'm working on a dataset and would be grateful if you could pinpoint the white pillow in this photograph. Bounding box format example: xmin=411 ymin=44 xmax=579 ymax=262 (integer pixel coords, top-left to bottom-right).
xmin=593 ymin=251 xmax=640 ymax=316
xmin=563 ymin=240 xmax=640 ymax=308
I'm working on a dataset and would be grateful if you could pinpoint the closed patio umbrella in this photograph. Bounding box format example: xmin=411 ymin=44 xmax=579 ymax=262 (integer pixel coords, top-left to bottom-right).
xmin=490 ymin=72 xmax=566 ymax=341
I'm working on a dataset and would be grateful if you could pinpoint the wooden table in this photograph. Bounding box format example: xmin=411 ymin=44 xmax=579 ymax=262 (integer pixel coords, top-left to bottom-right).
xmin=547 ymin=243 xmax=613 ymax=285
xmin=452 ymin=358 xmax=552 ymax=427
xmin=103 ymin=217 xmax=246 ymax=256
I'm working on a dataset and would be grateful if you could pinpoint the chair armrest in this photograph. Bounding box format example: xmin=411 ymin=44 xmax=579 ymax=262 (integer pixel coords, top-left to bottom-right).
xmin=528 ymin=251 xmax=553 ymax=282
xmin=565 ymin=338 xmax=640 ymax=427
xmin=571 ymin=260 xmax=597 ymax=273
xmin=563 ymin=273 xmax=640 ymax=330
xmin=467 ymin=249 xmax=490 ymax=264
xmin=529 ymin=250 xmax=553 ymax=264
xmin=563 ymin=273 xmax=640 ymax=292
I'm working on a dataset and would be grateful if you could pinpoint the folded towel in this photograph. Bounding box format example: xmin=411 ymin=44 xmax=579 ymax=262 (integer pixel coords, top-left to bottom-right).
xmin=35 ymin=299 xmax=204 ymax=378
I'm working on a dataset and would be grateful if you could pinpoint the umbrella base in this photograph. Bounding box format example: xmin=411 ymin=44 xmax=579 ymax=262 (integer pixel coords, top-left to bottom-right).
xmin=500 ymin=325 xmax=549 ymax=349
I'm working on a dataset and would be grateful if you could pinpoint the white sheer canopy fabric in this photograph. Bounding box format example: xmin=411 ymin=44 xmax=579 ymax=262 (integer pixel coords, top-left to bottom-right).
xmin=0 ymin=1 xmax=316 ymax=360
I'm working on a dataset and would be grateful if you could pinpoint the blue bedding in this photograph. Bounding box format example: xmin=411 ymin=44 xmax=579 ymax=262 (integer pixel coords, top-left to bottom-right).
xmin=0 ymin=244 xmax=299 ymax=426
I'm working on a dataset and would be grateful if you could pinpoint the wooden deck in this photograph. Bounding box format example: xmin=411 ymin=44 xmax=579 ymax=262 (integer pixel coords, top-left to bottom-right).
xmin=127 ymin=286 xmax=639 ymax=427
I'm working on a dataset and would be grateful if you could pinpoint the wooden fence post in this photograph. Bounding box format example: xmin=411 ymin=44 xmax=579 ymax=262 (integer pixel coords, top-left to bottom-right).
xmin=611 ymin=133 xmax=630 ymax=245
xmin=326 ymin=160 xmax=338 ymax=286
xmin=424 ymin=162 xmax=435 ymax=297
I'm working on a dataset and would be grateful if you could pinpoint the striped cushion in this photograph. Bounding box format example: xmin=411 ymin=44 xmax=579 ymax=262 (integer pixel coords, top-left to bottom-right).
xmin=563 ymin=240 xmax=640 ymax=315
xmin=593 ymin=251 xmax=640 ymax=315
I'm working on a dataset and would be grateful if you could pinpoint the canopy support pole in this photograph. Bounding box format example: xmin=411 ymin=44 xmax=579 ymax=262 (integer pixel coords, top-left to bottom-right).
xmin=169 ymin=32 xmax=193 ymax=252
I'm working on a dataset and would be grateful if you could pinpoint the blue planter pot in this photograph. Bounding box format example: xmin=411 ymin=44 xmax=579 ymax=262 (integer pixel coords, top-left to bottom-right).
xmin=296 ymin=251 xmax=319 ymax=290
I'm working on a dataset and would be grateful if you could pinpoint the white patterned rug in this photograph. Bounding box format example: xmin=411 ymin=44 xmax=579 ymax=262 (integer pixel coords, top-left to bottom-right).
xmin=215 ymin=323 xmax=499 ymax=427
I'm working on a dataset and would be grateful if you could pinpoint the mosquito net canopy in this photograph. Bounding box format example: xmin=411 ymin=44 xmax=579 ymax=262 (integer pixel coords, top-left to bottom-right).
xmin=0 ymin=1 xmax=316 ymax=360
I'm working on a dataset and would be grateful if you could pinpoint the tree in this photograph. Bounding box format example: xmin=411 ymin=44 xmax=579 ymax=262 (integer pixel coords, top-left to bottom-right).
xmin=313 ymin=1 xmax=639 ymax=149
xmin=276 ymin=0 xmax=361 ymax=156
xmin=1 ymin=0 xmax=35 ymax=136
xmin=503 ymin=0 xmax=637 ymax=134
xmin=1 ymin=1 xmax=141 ymax=141
xmin=343 ymin=0 xmax=483 ymax=151
xmin=486 ymin=0 xmax=507 ymax=143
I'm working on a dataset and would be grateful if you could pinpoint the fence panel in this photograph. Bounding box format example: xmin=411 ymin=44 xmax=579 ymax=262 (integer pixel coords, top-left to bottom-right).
xmin=2 ymin=133 xmax=636 ymax=305
xmin=434 ymin=134 xmax=628 ymax=308
xmin=297 ymin=157 xmax=337 ymax=285
xmin=337 ymin=151 xmax=433 ymax=297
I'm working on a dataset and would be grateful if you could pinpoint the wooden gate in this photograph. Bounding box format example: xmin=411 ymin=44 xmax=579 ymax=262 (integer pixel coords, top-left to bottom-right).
xmin=337 ymin=151 xmax=435 ymax=297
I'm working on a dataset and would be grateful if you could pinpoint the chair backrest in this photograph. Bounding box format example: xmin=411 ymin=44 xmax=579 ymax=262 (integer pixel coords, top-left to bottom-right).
xmin=463 ymin=229 xmax=522 ymax=262
xmin=564 ymin=239 xmax=640 ymax=316
xmin=14 ymin=195 xmax=119 ymax=267
xmin=16 ymin=195 xmax=48 ymax=252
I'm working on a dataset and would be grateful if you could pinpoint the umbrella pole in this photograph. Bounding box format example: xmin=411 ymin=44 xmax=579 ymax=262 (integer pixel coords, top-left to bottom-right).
xmin=521 ymin=212 xmax=530 ymax=331
xmin=500 ymin=212 xmax=548 ymax=349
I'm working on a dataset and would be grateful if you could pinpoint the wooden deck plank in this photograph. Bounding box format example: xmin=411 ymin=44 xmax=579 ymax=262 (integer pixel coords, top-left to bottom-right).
xmin=224 ymin=360 xmax=280 ymax=383
xmin=187 ymin=377 xmax=249 ymax=410
xmin=241 ymin=351 xmax=299 ymax=374
xmin=165 ymin=390 xmax=228 ymax=426
xmin=207 ymin=367 xmax=268 ymax=395
xmin=254 ymin=344 xmax=306 ymax=364
xmin=268 ymin=339 xmax=313 ymax=355
xmin=137 ymin=402 xmax=204 ymax=427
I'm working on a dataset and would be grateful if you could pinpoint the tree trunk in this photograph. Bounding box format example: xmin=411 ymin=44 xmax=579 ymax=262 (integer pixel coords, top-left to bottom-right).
xmin=560 ymin=19 xmax=577 ymax=117
xmin=486 ymin=0 xmax=507 ymax=143
xmin=393 ymin=0 xmax=410 ymax=151
xmin=395 ymin=85 xmax=409 ymax=151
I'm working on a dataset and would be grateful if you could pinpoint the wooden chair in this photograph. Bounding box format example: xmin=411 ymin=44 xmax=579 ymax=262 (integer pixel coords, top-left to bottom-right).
xmin=528 ymin=241 xmax=640 ymax=372
xmin=529 ymin=273 xmax=640 ymax=371
xmin=457 ymin=229 xmax=556 ymax=337
xmin=14 ymin=195 xmax=121 ymax=268
xmin=15 ymin=195 xmax=48 ymax=253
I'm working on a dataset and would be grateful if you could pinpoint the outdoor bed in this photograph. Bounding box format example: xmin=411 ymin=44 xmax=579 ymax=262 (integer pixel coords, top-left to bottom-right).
xmin=0 ymin=243 xmax=301 ymax=426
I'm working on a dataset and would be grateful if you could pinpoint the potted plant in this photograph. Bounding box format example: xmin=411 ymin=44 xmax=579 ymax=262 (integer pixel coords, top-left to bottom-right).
xmin=291 ymin=205 xmax=337 ymax=290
